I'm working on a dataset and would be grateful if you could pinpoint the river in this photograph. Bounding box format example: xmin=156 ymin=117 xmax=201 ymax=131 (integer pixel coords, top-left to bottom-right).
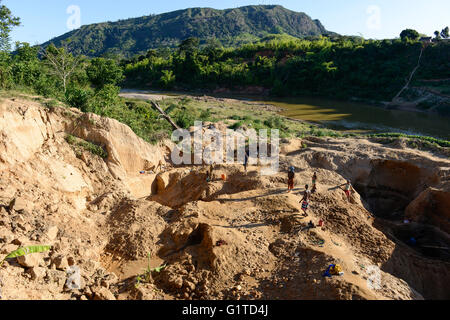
xmin=120 ymin=90 xmax=450 ymax=140
xmin=268 ymin=96 xmax=450 ymax=140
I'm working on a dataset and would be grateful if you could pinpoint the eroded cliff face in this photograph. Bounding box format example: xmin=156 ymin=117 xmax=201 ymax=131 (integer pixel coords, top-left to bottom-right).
xmin=0 ymin=97 xmax=170 ymax=299
xmin=0 ymin=97 xmax=449 ymax=301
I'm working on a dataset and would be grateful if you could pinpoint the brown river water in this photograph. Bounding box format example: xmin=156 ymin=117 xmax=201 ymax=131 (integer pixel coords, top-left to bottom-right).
xmin=121 ymin=90 xmax=450 ymax=140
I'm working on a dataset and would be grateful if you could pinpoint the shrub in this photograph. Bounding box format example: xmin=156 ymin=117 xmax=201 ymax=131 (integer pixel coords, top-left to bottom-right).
xmin=229 ymin=121 xmax=244 ymax=130
xmin=43 ymin=99 xmax=59 ymax=110
xmin=89 ymin=84 xmax=121 ymax=114
xmin=65 ymin=86 xmax=93 ymax=112
xmin=199 ymin=109 xmax=212 ymax=121
xmin=174 ymin=108 xmax=195 ymax=128
xmin=159 ymin=70 xmax=176 ymax=89
xmin=65 ymin=134 xmax=108 ymax=158
xmin=264 ymin=116 xmax=284 ymax=129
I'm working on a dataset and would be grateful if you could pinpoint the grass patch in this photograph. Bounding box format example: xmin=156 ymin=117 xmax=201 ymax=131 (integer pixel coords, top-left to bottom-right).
xmin=367 ymin=132 xmax=450 ymax=148
xmin=65 ymin=134 xmax=108 ymax=158
xmin=43 ymin=99 xmax=60 ymax=110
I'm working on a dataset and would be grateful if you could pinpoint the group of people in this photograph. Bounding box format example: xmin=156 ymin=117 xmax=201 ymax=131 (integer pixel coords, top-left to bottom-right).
xmin=287 ymin=167 xmax=354 ymax=217
xmin=204 ymin=158 xmax=355 ymax=219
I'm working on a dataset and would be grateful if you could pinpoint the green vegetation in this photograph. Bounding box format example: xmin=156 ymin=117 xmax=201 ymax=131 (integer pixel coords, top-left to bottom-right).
xmin=1 ymin=245 xmax=51 ymax=267
xmin=400 ymin=29 xmax=420 ymax=41
xmin=0 ymin=0 xmax=20 ymax=51
xmin=0 ymin=2 xmax=448 ymax=150
xmin=135 ymin=253 xmax=166 ymax=288
xmin=122 ymin=36 xmax=450 ymax=102
xmin=65 ymin=134 xmax=108 ymax=158
xmin=367 ymin=133 xmax=450 ymax=148
xmin=434 ymin=26 xmax=449 ymax=41
xmin=39 ymin=5 xmax=333 ymax=58
xmin=86 ymin=57 xmax=124 ymax=89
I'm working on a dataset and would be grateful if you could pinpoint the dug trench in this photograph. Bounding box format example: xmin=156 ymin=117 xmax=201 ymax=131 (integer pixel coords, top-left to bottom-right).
xmin=1 ymin=98 xmax=449 ymax=300
xmin=352 ymin=159 xmax=450 ymax=299
xmin=114 ymin=151 xmax=450 ymax=300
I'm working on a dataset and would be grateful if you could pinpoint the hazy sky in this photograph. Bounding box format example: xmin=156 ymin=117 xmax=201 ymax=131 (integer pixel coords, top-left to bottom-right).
xmin=5 ymin=0 xmax=450 ymax=45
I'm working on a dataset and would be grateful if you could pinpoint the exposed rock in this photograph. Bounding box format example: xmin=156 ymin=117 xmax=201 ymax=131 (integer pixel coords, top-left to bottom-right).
xmin=130 ymin=286 xmax=155 ymax=300
xmin=0 ymin=206 xmax=8 ymax=217
xmin=11 ymin=236 xmax=29 ymax=246
xmin=405 ymin=188 xmax=450 ymax=234
xmin=0 ymin=243 xmax=17 ymax=255
xmin=17 ymin=254 xmax=41 ymax=268
xmin=29 ymin=267 xmax=46 ymax=281
xmin=0 ymin=96 xmax=448 ymax=301
xmin=45 ymin=226 xmax=59 ymax=241
xmin=45 ymin=270 xmax=67 ymax=290
xmin=0 ymin=230 xmax=15 ymax=245
xmin=52 ymin=255 xmax=69 ymax=270
xmin=92 ymin=286 xmax=116 ymax=300
xmin=10 ymin=197 xmax=34 ymax=214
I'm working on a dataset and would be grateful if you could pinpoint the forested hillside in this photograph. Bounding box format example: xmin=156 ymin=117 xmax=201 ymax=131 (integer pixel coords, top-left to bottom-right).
xmin=122 ymin=35 xmax=450 ymax=103
xmin=39 ymin=5 xmax=334 ymax=58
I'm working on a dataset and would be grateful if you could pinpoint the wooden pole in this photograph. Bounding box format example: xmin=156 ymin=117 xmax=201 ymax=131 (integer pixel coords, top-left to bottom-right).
xmin=150 ymin=100 xmax=180 ymax=131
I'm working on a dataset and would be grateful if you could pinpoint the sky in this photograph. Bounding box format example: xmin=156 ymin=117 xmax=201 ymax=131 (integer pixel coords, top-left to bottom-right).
xmin=4 ymin=0 xmax=450 ymax=46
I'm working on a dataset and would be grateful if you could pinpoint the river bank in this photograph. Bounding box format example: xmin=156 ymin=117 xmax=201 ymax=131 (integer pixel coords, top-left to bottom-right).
xmin=120 ymin=89 xmax=450 ymax=141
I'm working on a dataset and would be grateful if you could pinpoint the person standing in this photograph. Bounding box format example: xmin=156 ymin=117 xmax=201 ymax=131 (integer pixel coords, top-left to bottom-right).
xmin=300 ymin=185 xmax=311 ymax=216
xmin=341 ymin=180 xmax=354 ymax=202
xmin=312 ymin=172 xmax=318 ymax=193
xmin=288 ymin=167 xmax=295 ymax=193
xmin=244 ymin=151 xmax=249 ymax=174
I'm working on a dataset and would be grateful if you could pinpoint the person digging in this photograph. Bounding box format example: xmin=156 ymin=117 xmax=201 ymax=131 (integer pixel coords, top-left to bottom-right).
xmin=300 ymin=185 xmax=311 ymax=217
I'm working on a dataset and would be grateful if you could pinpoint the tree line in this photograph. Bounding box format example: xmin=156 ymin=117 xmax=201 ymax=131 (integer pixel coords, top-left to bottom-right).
xmin=1 ymin=1 xmax=449 ymax=143
xmin=121 ymin=31 xmax=449 ymax=101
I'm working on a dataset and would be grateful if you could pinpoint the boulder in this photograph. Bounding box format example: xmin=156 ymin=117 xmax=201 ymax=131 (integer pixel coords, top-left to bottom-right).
xmin=73 ymin=113 xmax=166 ymax=181
xmin=10 ymin=197 xmax=34 ymax=214
xmin=0 ymin=101 xmax=62 ymax=171
xmin=17 ymin=254 xmax=41 ymax=268
xmin=52 ymin=255 xmax=69 ymax=270
xmin=45 ymin=226 xmax=59 ymax=241
xmin=29 ymin=266 xmax=46 ymax=280
xmin=11 ymin=236 xmax=29 ymax=246
xmin=405 ymin=188 xmax=450 ymax=234
xmin=0 ymin=228 xmax=14 ymax=244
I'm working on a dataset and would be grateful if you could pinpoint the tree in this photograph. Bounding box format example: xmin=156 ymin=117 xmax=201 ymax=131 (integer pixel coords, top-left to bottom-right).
xmin=203 ymin=38 xmax=224 ymax=61
xmin=11 ymin=42 xmax=41 ymax=87
xmin=434 ymin=30 xmax=441 ymax=40
xmin=159 ymin=70 xmax=176 ymax=89
xmin=0 ymin=0 xmax=20 ymax=51
xmin=440 ymin=26 xmax=449 ymax=39
xmin=0 ymin=50 xmax=11 ymax=87
xmin=14 ymin=41 xmax=39 ymax=62
xmin=86 ymin=57 xmax=124 ymax=89
xmin=42 ymin=44 xmax=79 ymax=93
xmin=179 ymin=37 xmax=200 ymax=55
xmin=400 ymin=29 xmax=420 ymax=41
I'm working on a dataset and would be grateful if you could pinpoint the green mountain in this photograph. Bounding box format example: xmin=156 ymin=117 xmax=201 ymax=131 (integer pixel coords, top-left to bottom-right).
xmin=40 ymin=5 xmax=335 ymax=58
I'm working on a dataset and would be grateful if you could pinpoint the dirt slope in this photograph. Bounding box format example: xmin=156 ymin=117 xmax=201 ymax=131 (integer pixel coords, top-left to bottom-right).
xmin=0 ymin=97 xmax=449 ymax=300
